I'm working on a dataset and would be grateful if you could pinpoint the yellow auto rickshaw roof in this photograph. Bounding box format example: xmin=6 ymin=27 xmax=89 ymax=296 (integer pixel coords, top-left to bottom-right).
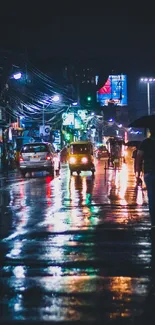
xmin=70 ymin=141 xmax=93 ymax=145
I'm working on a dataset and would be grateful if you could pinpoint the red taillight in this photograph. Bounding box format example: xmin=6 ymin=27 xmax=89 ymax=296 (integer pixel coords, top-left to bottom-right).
xmin=46 ymin=154 xmax=51 ymax=161
xmin=19 ymin=155 xmax=24 ymax=162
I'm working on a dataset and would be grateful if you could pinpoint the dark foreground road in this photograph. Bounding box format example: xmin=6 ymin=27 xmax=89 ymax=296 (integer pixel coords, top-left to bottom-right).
xmin=0 ymin=160 xmax=154 ymax=324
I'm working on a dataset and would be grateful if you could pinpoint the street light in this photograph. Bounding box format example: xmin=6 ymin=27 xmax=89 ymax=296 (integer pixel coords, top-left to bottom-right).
xmin=52 ymin=95 xmax=60 ymax=102
xmin=140 ymin=78 xmax=155 ymax=115
xmin=13 ymin=72 xmax=22 ymax=80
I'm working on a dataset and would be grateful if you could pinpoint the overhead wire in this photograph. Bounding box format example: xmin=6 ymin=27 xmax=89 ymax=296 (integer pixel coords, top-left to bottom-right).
xmin=3 ymin=59 xmax=92 ymax=126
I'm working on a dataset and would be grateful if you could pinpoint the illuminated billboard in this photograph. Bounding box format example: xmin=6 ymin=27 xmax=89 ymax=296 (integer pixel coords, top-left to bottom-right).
xmin=62 ymin=112 xmax=74 ymax=126
xmin=97 ymin=74 xmax=127 ymax=106
xmin=62 ymin=112 xmax=82 ymax=129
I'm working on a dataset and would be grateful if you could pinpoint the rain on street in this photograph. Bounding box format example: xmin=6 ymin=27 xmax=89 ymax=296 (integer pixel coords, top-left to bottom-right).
xmin=0 ymin=158 xmax=152 ymax=324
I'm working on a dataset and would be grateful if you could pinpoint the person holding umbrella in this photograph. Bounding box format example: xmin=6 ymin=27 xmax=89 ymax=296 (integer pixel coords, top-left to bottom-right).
xmin=136 ymin=127 xmax=155 ymax=228
xmin=129 ymin=115 xmax=155 ymax=228
xmin=125 ymin=140 xmax=142 ymax=180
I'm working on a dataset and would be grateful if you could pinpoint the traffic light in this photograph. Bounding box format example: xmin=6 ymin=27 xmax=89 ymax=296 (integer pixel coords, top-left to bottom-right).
xmin=87 ymin=96 xmax=92 ymax=102
xmin=64 ymin=132 xmax=71 ymax=141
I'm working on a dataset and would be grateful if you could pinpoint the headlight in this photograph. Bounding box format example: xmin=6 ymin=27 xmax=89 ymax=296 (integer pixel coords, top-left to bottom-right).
xmin=81 ymin=157 xmax=88 ymax=163
xmin=69 ymin=157 xmax=76 ymax=164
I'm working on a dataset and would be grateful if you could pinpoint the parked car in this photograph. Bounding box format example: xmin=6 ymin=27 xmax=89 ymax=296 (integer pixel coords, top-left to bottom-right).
xmin=96 ymin=146 xmax=109 ymax=159
xmin=19 ymin=142 xmax=60 ymax=177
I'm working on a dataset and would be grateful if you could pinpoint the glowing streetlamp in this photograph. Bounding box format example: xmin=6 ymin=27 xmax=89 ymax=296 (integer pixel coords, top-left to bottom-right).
xmin=52 ymin=95 xmax=60 ymax=102
xmin=13 ymin=72 xmax=22 ymax=80
xmin=140 ymin=78 xmax=155 ymax=115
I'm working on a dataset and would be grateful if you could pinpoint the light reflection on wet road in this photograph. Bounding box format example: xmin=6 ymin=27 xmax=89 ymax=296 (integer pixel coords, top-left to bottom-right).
xmin=0 ymin=159 xmax=152 ymax=323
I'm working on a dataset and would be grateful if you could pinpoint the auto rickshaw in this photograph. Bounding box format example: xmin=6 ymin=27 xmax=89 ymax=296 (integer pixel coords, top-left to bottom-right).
xmin=106 ymin=137 xmax=125 ymax=168
xmin=68 ymin=141 xmax=95 ymax=175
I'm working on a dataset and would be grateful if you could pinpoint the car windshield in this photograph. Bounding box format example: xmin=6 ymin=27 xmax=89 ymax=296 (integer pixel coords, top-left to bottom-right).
xmin=21 ymin=144 xmax=49 ymax=153
xmin=71 ymin=144 xmax=90 ymax=154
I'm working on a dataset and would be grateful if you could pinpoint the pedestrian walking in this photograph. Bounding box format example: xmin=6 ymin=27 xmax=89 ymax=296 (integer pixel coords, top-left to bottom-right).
xmin=136 ymin=127 xmax=155 ymax=230
xmin=132 ymin=147 xmax=138 ymax=174
xmin=132 ymin=146 xmax=143 ymax=186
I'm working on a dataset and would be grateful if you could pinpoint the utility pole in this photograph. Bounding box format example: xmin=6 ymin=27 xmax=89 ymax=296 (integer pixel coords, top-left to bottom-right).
xmin=76 ymin=75 xmax=80 ymax=106
xmin=101 ymin=110 xmax=104 ymax=141
xmin=42 ymin=104 xmax=45 ymax=128
xmin=147 ymin=81 xmax=151 ymax=115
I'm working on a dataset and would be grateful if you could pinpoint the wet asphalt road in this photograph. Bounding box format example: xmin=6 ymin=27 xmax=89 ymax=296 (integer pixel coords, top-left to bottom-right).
xmin=0 ymin=159 xmax=153 ymax=324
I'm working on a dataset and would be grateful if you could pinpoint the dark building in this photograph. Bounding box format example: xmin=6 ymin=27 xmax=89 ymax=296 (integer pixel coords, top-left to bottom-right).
xmin=63 ymin=62 xmax=98 ymax=110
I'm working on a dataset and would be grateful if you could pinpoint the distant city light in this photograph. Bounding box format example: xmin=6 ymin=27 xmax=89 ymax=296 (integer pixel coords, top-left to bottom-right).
xmin=13 ymin=72 xmax=22 ymax=80
xmin=109 ymin=118 xmax=113 ymax=122
xmin=118 ymin=124 xmax=122 ymax=128
xmin=91 ymin=112 xmax=95 ymax=116
xmin=72 ymin=102 xmax=78 ymax=106
xmin=95 ymin=75 xmax=99 ymax=85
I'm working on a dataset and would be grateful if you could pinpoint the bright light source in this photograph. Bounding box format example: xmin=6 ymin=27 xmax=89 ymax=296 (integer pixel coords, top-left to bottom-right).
xmin=69 ymin=157 xmax=76 ymax=164
xmin=81 ymin=157 xmax=88 ymax=164
xmin=109 ymin=118 xmax=113 ymax=122
xmin=118 ymin=124 xmax=122 ymax=128
xmin=52 ymin=95 xmax=60 ymax=102
xmin=72 ymin=102 xmax=78 ymax=106
xmin=141 ymin=77 xmax=155 ymax=83
xmin=91 ymin=112 xmax=95 ymax=116
xmin=13 ymin=72 xmax=22 ymax=80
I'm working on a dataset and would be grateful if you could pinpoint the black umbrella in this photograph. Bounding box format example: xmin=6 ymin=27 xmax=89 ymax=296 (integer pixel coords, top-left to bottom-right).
xmin=128 ymin=115 xmax=155 ymax=128
xmin=125 ymin=140 xmax=141 ymax=148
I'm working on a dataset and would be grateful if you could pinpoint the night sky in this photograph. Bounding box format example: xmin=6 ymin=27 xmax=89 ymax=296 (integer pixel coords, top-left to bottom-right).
xmin=1 ymin=2 xmax=155 ymax=117
xmin=0 ymin=3 xmax=155 ymax=73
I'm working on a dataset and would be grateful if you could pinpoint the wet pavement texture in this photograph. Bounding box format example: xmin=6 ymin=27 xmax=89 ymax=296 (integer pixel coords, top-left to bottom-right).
xmin=0 ymin=159 xmax=154 ymax=324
